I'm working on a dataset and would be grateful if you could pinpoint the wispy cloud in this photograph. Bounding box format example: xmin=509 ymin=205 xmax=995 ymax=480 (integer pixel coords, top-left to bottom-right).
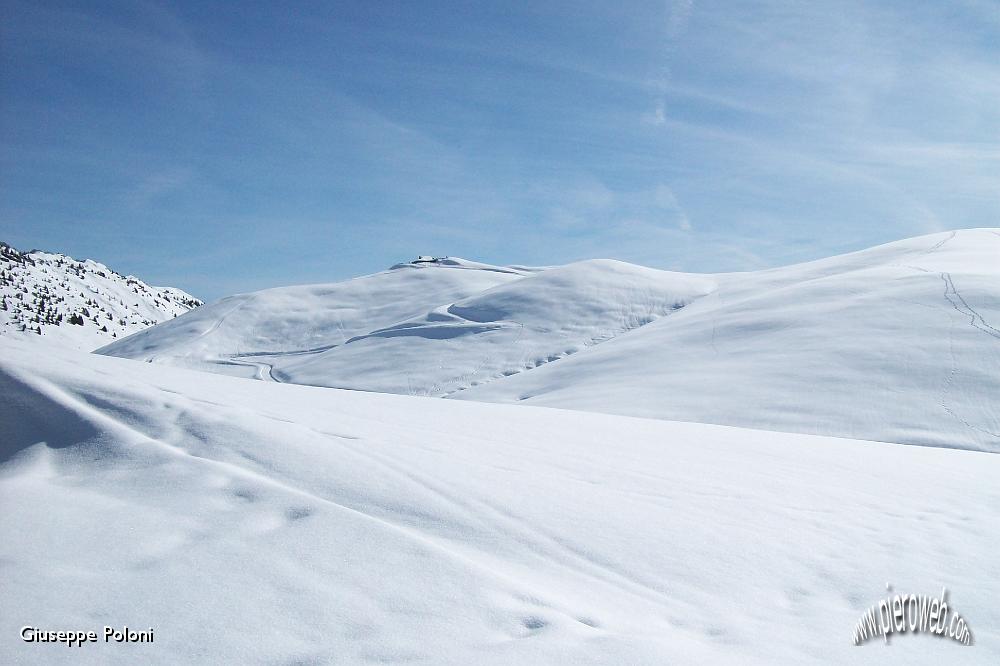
xmin=122 ymin=168 xmax=196 ymax=210
xmin=646 ymin=0 xmax=697 ymax=125
xmin=637 ymin=0 xmax=999 ymax=252
xmin=3 ymin=0 xmax=997 ymax=299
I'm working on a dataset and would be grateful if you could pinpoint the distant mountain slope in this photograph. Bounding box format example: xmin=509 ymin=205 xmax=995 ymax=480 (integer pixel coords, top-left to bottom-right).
xmin=0 ymin=242 xmax=201 ymax=350
xmin=457 ymin=229 xmax=1000 ymax=452
xmin=271 ymin=260 xmax=714 ymax=394
xmin=97 ymin=257 xmax=531 ymax=377
xmin=98 ymin=231 xmax=1000 ymax=452
xmin=99 ymin=256 xmax=713 ymax=390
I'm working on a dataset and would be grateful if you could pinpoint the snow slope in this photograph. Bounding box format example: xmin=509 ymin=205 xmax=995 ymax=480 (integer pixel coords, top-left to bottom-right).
xmin=0 ymin=242 xmax=201 ymax=350
xmin=97 ymin=257 xmax=532 ymax=379
xmin=457 ymin=229 xmax=1000 ymax=453
xmin=95 ymin=257 xmax=711 ymax=391
xmin=271 ymin=260 xmax=713 ymax=394
xmin=2 ymin=337 xmax=998 ymax=664
xmin=99 ymin=230 xmax=1000 ymax=452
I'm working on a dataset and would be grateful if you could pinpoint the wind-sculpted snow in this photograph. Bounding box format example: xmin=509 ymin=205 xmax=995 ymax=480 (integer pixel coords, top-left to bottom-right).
xmin=99 ymin=231 xmax=1000 ymax=452
xmin=1 ymin=339 xmax=998 ymax=664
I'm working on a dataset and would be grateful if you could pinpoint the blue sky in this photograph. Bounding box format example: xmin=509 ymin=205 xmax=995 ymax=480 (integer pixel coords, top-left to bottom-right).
xmin=2 ymin=1 xmax=998 ymax=300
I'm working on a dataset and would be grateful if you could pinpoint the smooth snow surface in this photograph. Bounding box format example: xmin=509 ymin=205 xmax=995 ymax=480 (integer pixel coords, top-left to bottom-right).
xmin=100 ymin=231 xmax=1000 ymax=452
xmin=1 ymin=338 xmax=997 ymax=664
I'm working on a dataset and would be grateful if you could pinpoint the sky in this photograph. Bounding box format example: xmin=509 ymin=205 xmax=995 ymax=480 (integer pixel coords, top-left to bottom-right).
xmin=2 ymin=0 xmax=998 ymax=301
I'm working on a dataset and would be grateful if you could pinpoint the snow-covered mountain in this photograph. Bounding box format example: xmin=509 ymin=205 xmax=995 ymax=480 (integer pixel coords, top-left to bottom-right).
xmin=99 ymin=229 xmax=1000 ymax=453
xmin=2 ymin=338 xmax=997 ymax=664
xmin=0 ymin=242 xmax=201 ymax=350
xmin=3 ymin=232 xmax=998 ymax=664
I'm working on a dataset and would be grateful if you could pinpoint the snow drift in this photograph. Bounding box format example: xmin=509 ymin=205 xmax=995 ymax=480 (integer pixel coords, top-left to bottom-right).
xmin=2 ymin=338 xmax=998 ymax=664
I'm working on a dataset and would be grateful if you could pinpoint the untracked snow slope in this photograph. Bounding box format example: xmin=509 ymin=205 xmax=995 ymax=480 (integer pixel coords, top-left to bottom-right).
xmin=100 ymin=230 xmax=1000 ymax=452
xmin=2 ymin=338 xmax=998 ymax=664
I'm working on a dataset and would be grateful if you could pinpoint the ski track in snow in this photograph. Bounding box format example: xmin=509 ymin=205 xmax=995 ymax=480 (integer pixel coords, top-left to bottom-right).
xmin=922 ymin=229 xmax=957 ymax=255
xmin=439 ymin=307 xmax=686 ymax=398
xmin=938 ymin=296 xmax=1000 ymax=440
xmin=940 ymin=271 xmax=1000 ymax=341
xmin=224 ymin=356 xmax=280 ymax=382
xmin=883 ymin=233 xmax=1000 ymax=442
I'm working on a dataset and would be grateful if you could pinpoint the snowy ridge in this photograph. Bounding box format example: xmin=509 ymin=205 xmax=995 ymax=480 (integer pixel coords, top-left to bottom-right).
xmin=2 ymin=338 xmax=998 ymax=664
xmin=0 ymin=242 xmax=201 ymax=350
xmin=97 ymin=256 xmax=531 ymax=376
xmin=98 ymin=256 xmax=713 ymax=393
xmin=100 ymin=231 xmax=1000 ymax=452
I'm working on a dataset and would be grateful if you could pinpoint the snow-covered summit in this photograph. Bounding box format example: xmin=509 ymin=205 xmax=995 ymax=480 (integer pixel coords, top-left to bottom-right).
xmin=389 ymin=255 xmax=540 ymax=274
xmin=0 ymin=242 xmax=202 ymax=350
